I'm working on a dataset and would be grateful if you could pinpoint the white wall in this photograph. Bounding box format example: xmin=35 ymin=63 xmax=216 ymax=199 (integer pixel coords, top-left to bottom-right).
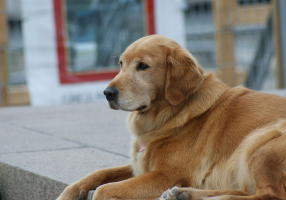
xmin=155 ymin=0 xmax=187 ymax=48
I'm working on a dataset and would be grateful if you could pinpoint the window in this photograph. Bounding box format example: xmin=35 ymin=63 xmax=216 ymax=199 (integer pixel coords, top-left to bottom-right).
xmin=54 ymin=0 xmax=155 ymax=84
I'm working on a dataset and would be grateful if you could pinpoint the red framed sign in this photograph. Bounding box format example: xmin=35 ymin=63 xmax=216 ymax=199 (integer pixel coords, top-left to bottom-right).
xmin=54 ymin=0 xmax=155 ymax=84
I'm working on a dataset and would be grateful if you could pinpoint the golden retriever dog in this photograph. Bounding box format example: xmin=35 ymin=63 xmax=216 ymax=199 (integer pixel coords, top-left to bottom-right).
xmin=57 ymin=35 xmax=286 ymax=200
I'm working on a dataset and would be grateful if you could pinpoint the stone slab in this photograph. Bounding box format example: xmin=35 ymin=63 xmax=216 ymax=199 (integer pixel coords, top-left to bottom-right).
xmin=0 ymin=103 xmax=131 ymax=200
xmin=0 ymin=103 xmax=131 ymax=157
xmin=0 ymin=162 xmax=67 ymax=200
xmin=0 ymin=148 xmax=130 ymax=185
xmin=0 ymin=123 xmax=82 ymax=154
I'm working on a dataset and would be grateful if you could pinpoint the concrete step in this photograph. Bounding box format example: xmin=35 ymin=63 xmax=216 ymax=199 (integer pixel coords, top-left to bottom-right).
xmin=0 ymin=103 xmax=130 ymax=200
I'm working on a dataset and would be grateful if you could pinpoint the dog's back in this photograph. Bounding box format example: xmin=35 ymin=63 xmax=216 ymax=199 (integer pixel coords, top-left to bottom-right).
xmin=183 ymin=86 xmax=286 ymax=196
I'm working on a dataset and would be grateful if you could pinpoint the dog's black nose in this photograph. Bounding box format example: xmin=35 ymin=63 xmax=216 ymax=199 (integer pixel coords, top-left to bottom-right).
xmin=103 ymin=87 xmax=118 ymax=101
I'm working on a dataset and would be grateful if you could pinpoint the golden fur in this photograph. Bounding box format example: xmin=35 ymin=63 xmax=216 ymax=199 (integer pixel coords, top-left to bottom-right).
xmin=57 ymin=35 xmax=286 ymax=200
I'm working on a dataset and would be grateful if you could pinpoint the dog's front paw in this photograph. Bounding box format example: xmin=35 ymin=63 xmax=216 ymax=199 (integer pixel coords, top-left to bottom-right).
xmin=57 ymin=183 xmax=87 ymax=200
xmin=159 ymin=187 xmax=189 ymax=200
xmin=92 ymin=185 xmax=117 ymax=200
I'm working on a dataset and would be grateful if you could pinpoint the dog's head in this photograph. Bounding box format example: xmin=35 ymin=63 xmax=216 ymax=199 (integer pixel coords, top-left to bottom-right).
xmin=103 ymin=35 xmax=204 ymax=112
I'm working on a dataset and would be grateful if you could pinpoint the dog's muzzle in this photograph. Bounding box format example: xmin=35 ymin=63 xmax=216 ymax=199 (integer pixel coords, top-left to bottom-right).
xmin=103 ymin=87 xmax=118 ymax=101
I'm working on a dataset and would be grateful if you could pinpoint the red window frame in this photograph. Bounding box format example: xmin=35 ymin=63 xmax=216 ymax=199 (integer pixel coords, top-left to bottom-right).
xmin=53 ymin=0 xmax=155 ymax=84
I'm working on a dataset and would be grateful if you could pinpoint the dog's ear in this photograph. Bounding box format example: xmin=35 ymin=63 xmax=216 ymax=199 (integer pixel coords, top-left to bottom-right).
xmin=165 ymin=47 xmax=204 ymax=106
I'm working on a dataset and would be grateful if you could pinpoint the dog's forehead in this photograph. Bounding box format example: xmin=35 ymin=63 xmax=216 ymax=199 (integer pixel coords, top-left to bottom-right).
xmin=121 ymin=49 xmax=153 ymax=62
xmin=119 ymin=35 xmax=179 ymax=67
xmin=120 ymin=51 xmax=161 ymax=69
xmin=121 ymin=41 xmax=164 ymax=65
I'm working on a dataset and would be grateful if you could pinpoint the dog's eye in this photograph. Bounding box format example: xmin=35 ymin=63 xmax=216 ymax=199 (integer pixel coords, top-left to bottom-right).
xmin=118 ymin=61 xmax=123 ymax=67
xmin=137 ymin=63 xmax=149 ymax=71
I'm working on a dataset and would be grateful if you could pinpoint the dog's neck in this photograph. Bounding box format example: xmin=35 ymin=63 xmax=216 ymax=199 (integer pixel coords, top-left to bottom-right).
xmin=127 ymin=73 xmax=230 ymax=139
xmin=177 ymin=73 xmax=230 ymax=124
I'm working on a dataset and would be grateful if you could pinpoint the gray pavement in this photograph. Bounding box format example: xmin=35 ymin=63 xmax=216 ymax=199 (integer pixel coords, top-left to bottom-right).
xmin=0 ymin=102 xmax=131 ymax=200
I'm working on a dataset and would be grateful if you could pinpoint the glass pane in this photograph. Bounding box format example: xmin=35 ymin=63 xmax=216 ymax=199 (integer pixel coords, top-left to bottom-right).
xmin=184 ymin=0 xmax=273 ymax=88
xmin=64 ymin=0 xmax=145 ymax=72
xmin=7 ymin=18 xmax=26 ymax=85
xmin=184 ymin=1 xmax=216 ymax=71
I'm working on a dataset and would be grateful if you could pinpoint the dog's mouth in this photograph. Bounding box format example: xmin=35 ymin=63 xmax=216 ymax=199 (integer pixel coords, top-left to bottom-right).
xmin=108 ymin=101 xmax=148 ymax=112
xmin=108 ymin=101 xmax=119 ymax=110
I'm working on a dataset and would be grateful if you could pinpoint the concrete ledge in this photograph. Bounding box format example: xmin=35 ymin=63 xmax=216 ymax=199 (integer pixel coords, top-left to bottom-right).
xmin=0 ymin=162 xmax=67 ymax=200
xmin=0 ymin=102 xmax=130 ymax=200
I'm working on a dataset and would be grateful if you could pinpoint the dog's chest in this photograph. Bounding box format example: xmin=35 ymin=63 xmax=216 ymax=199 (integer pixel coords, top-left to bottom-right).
xmin=132 ymin=149 xmax=148 ymax=177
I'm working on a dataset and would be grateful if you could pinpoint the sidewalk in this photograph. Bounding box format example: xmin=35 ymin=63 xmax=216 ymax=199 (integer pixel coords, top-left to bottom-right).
xmin=0 ymin=102 xmax=130 ymax=200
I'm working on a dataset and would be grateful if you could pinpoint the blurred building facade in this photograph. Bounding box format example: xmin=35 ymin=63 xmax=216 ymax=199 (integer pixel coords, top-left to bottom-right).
xmin=0 ymin=0 xmax=286 ymax=106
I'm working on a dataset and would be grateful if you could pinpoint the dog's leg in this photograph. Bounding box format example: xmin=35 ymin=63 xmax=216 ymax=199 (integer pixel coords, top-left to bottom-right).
xmin=159 ymin=187 xmax=250 ymax=200
xmin=92 ymin=170 xmax=176 ymax=200
xmin=57 ymin=164 xmax=133 ymax=200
